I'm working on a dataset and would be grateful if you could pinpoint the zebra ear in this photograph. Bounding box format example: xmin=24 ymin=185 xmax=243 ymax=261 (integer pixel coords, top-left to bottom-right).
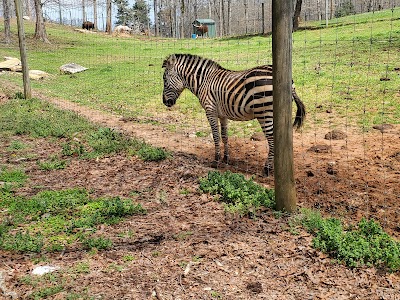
xmin=162 ymin=54 xmax=177 ymax=69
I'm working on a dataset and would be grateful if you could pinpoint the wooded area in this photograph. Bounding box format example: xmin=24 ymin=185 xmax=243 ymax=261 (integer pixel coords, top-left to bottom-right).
xmin=1 ymin=0 xmax=397 ymax=41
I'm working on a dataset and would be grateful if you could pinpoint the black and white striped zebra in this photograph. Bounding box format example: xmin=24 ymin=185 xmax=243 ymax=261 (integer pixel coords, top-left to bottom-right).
xmin=162 ymin=53 xmax=306 ymax=175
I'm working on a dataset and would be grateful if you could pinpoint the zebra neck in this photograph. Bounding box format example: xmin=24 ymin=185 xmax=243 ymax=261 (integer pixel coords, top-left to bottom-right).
xmin=180 ymin=63 xmax=219 ymax=96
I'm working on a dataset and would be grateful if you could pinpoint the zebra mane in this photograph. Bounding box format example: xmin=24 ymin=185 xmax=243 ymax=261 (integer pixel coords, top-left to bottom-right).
xmin=163 ymin=54 xmax=225 ymax=70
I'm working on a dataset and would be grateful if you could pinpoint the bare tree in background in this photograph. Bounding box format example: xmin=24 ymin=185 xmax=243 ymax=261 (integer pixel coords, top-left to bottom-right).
xmin=153 ymin=0 xmax=158 ymax=36
xmin=2 ymin=0 xmax=12 ymax=43
xmin=33 ymin=0 xmax=50 ymax=43
xmin=93 ymin=0 xmax=98 ymax=29
xmin=105 ymin=0 xmax=111 ymax=33
xmin=293 ymin=0 xmax=303 ymax=31
xmin=24 ymin=0 xmax=31 ymax=18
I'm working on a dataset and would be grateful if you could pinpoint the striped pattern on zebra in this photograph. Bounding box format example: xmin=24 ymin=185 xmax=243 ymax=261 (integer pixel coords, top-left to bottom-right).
xmin=162 ymin=53 xmax=306 ymax=175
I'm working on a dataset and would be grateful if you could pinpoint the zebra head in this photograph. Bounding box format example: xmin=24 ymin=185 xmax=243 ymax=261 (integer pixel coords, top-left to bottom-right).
xmin=162 ymin=54 xmax=185 ymax=107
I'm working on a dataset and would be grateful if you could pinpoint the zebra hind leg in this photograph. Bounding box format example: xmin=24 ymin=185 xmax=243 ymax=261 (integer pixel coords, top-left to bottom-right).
xmin=265 ymin=135 xmax=274 ymax=176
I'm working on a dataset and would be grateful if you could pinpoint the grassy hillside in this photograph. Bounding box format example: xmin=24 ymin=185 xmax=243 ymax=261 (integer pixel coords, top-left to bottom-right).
xmin=0 ymin=8 xmax=399 ymax=135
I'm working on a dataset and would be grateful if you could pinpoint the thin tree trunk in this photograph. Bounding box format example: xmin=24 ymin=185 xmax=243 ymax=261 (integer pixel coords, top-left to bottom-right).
xmin=105 ymin=0 xmax=111 ymax=33
xmin=24 ymin=0 xmax=31 ymax=18
xmin=219 ymin=0 xmax=223 ymax=37
xmin=180 ymin=0 xmax=184 ymax=38
xmin=93 ymin=0 xmax=98 ymax=30
xmin=33 ymin=0 xmax=50 ymax=43
xmin=293 ymin=0 xmax=302 ymax=31
xmin=154 ymin=0 xmax=158 ymax=36
xmin=2 ymin=0 xmax=12 ymax=44
xmin=82 ymin=0 xmax=86 ymax=22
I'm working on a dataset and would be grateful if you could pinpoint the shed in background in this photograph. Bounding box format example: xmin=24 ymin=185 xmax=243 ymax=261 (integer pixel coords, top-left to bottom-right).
xmin=192 ymin=19 xmax=216 ymax=38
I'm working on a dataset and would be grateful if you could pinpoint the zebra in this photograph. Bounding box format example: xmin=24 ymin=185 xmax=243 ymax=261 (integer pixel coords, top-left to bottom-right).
xmin=162 ymin=53 xmax=306 ymax=175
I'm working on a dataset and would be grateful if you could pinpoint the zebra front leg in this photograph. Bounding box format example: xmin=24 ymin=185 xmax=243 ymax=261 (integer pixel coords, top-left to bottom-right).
xmin=220 ymin=117 xmax=229 ymax=163
xmin=206 ymin=113 xmax=221 ymax=168
xmin=265 ymin=135 xmax=274 ymax=176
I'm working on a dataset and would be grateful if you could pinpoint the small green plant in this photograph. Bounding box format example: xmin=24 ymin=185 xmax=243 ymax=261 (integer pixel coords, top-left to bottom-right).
xmin=0 ymin=189 xmax=146 ymax=253
xmin=195 ymin=131 xmax=208 ymax=137
xmin=174 ymin=231 xmax=193 ymax=241
xmin=82 ymin=236 xmax=113 ymax=250
xmin=37 ymin=158 xmax=67 ymax=170
xmin=7 ymin=140 xmax=27 ymax=151
xmin=0 ymin=166 xmax=27 ymax=184
xmin=123 ymin=254 xmax=135 ymax=262
xmin=61 ymin=141 xmax=86 ymax=157
xmin=211 ymin=290 xmax=222 ymax=299
xmin=29 ymin=285 xmax=64 ymax=299
xmin=137 ymin=144 xmax=169 ymax=161
xmin=73 ymin=262 xmax=90 ymax=274
xmin=199 ymin=171 xmax=275 ymax=216
xmin=87 ymin=127 xmax=133 ymax=156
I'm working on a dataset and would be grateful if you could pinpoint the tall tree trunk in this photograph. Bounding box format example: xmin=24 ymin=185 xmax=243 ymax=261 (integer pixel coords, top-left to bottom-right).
xmin=244 ymin=0 xmax=248 ymax=34
xmin=105 ymin=0 xmax=111 ymax=33
xmin=293 ymin=0 xmax=302 ymax=31
xmin=227 ymin=0 xmax=231 ymax=36
xmin=180 ymin=0 xmax=184 ymax=38
xmin=153 ymin=0 xmax=158 ymax=36
xmin=33 ymin=0 xmax=50 ymax=43
xmin=219 ymin=0 xmax=223 ymax=37
xmin=93 ymin=0 xmax=98 ymax=30
xmin=82 ymin=0 xmax=86 ymax=22
xmin=24 ymin=0 xmax=31 ymax=18
xmin=2 ymin=0 xmax=12 ymax=44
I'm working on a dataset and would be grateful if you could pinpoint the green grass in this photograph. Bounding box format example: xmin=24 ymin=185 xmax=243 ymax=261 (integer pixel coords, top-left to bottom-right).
xmin=1 ymin=8 xmax=399 ymax=136
xmin=0 ymin=188 xmax=146 ymax=253
xmin=0 ymin=97 xmax=169 ymax=160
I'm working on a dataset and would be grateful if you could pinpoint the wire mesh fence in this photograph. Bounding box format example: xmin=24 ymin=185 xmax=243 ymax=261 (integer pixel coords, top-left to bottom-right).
xmin=1 ymin=1 xmax=400 ymax=238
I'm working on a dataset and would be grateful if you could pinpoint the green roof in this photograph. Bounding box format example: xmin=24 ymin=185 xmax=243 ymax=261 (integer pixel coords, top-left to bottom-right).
xmin=194 ymin=19 xmax=215 ymax=24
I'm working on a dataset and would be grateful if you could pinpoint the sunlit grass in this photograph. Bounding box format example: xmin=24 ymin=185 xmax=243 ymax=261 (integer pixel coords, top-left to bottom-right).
xmin=0 ymin=8 xmax=399 ymax=136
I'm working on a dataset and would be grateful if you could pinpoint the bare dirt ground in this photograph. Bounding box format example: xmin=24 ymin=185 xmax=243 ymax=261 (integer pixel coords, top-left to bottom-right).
xmin=1 ymin=92 xmax=400 ymax=299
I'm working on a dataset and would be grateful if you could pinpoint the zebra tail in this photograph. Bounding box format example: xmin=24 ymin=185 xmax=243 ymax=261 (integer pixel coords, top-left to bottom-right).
xmin=292 ymin=89 xmax=306 ymax=129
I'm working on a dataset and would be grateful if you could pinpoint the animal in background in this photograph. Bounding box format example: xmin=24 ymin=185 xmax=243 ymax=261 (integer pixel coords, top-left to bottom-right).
xmin=82 ymin=21 xmax=94 ymax=30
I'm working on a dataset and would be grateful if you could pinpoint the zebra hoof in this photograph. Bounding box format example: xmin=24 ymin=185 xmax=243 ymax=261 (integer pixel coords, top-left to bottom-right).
xmin=264 ymin=165 xmax=274 ymax=176
xmin=211 ymin=160 xmax=219 ymax=169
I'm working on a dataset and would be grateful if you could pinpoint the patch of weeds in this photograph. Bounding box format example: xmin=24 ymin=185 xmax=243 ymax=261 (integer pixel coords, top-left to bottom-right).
xmin=73 ymin=262 xmax=90 ymax=274
xmin=195 ymin=131 xmax=208 ymax=137
xmin=0 ymin=231 xmax=44 ymax=253
xmin=151 ymin=251 xmax=160 ymax=257
xmin=179 ymin=188 xmax=190 ymax=195
xmin=0 ymin=189 xmax=146 ymax=253
xmin=211 ymin=291 xmax=222 ymax=299
xmin=81 ymin=236 xmax=113 ymax=250
xmin=0 ymin=166 xmax=27 ymax=185
xmin=199 ymin=171 xmax=275 ymax=216
xmin=178 ymin=261 xmax=188 ymax=269
xmin=29 ymin=285 xmax=64 ymax=299
xmin=137 ymin=144 xmax=169 ymax=161
xmin=7 ymin=140 xmax=28 ymax=151
xmin=86 ymin=127 xmax=136 ymax=156
xmin=37 ymin=157 xmax=67 ymax=170
xmin=61 ymin=141 xmax=86 ymax=157
xmin=123 ymin=254 xmax=135 ymax=262
xmin=299 ymin=209 xmax=400 ymax=271
xmin=174 ymin=231 xmax=193 ymax=241
xmin=106 ymin=262 xmax=124 ymax=272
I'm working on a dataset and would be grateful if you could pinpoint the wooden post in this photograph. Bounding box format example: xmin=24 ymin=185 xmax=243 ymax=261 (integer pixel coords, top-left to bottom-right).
xmin=272 ymin=0 xmax=296 ymax=212
xmin=14 ymin=0 xmax=31 ymax=99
